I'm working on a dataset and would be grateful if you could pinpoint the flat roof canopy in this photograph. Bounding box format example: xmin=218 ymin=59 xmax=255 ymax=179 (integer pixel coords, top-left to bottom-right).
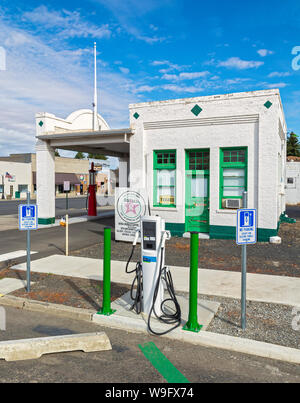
xmin=36 ymin=128 xmax=133 ymax=158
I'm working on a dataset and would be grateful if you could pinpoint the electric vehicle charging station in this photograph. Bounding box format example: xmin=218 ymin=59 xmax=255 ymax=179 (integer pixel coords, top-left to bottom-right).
xmin=126 ymin=215 xmax=181 ymax=335
xmin=141 ymin=216 xmax=170 ymax=317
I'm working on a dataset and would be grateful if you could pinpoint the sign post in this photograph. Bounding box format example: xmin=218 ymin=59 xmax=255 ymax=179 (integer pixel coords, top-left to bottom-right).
xmin=18 ymin=192 xmax=38 ymax=292
xmin=66 ymin=214 xmax=69 ymax=256
xmin=236 ymin=191 xmax=257 ymax=330
xmin=64 ymin=181 xmax=70 ymax=211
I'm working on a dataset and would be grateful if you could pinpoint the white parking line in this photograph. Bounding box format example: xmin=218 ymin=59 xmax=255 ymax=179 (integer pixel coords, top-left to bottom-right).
xmin=0 ymin=251 xmax=37 ymax=262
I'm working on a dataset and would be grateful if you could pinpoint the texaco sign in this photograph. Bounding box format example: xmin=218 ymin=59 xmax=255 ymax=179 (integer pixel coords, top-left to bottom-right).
xmin=115 ymin=188 xmax=148 ymax=242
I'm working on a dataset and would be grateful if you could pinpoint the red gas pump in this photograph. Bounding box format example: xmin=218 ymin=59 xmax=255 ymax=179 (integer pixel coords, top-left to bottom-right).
xmin=88 ymin=162 xmax=97 ymax=216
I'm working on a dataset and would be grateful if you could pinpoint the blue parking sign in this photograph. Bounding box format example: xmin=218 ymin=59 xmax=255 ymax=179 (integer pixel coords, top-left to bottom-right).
xmin=236 ymin=209 xmax=257 ymax=245
xmin=19 ymin=204 xmax=38 ymax=230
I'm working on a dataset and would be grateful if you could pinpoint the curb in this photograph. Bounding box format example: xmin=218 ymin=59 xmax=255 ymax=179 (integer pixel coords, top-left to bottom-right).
xmin=39 ymin=211 xmax=115 ymax=229
xmin=93 ymin=313 xmax=300 ymax=366
xmin=0 ymin=261 xmax=8 ymax=270
xmin=2 ymin=294 xmax=300 ymax=366
xmin=0 ymin=295 xmax=94 ymax=322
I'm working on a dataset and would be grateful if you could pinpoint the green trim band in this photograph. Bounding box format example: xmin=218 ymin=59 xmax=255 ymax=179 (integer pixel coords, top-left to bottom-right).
xmin=166 ymin=222 xmax=279 ymax=242
xmin=166 ymin=223 xmax=185 ymax=237
xmin=209 ymin=224 xmax=278 ymax=243
xmin=138 ymin=342 xmax=189 ymax=383
xmin=38 ymin=217 xmax=55 ymax=225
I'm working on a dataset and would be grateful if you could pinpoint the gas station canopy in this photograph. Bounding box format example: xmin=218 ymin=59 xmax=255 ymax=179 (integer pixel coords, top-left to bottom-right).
xmin=36 ymin=128 xmax=133 ymax=158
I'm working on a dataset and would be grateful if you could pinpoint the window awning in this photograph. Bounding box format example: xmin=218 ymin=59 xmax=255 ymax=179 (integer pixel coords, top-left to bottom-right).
xmin=33 ymin=172 xmax=81 ymax=185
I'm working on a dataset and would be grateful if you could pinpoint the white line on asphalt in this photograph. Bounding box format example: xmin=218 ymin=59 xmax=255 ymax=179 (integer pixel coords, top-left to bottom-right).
xmin=0 ymin=251 xmax=38 ymax=262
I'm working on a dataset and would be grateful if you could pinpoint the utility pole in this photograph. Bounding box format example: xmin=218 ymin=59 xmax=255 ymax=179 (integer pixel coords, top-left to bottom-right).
xmin=93 ymin=42 xmax=99 ymax=131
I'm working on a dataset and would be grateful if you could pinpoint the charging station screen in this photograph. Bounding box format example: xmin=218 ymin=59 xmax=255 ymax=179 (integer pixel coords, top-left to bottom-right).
xmin=143 ymin=222 xmax=156 ymax=250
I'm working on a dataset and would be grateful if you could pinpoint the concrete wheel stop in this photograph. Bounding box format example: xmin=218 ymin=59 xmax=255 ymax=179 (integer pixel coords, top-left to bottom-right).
xmin=0 ymin=332 xmax=112 ymax=362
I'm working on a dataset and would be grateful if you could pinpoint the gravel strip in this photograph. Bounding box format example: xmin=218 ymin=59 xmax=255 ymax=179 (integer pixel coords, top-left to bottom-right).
xmin=1 ymin=268 xmax=130 ymax=311
xmin=196 ymin=294 xmax=300 ymax=350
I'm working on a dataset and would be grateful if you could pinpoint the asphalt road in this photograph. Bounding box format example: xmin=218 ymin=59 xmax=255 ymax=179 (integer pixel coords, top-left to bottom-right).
xmin=0 ymin=306 xmax=300 ymax=383
xmin=0 ymin=216 xmax=115 ymax=263
xmin=0 ymin=197 xmax=89 ymax=217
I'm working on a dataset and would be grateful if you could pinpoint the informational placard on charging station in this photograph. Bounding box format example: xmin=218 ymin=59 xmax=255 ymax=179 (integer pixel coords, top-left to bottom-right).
xmin=18 ymin=204 xmax=38 ymax=231
xmin=115 ymin=188 xmax=148 ymax=242
xmin=236 ymin=209 xmax=257 ymax=245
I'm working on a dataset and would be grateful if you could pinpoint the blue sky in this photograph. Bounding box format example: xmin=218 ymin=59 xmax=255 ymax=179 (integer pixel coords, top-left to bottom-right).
xmin=0 ymin=0 xmax=299 ymax=167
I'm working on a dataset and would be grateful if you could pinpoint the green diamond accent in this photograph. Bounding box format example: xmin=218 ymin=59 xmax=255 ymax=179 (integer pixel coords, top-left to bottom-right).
xmin=191 ymin=105 xmax=202 ymax=116
xmin=39 ymin=121 xmax=44 ymax=127
xmin=133 ymin=112 xmax=140 ymax=120
xmin=264 ymin=101 xmax=272 ymax=109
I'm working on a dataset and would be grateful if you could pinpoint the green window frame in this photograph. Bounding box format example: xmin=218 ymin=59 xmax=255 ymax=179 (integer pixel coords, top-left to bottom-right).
xmin=219 ymin=147 xmax=248 ymax=209
xmin=153 ymin=150 xmax=176 ymax=208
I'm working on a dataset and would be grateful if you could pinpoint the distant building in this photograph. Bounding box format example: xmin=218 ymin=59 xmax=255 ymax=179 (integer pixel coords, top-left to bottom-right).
xmin=0 ymin=160 xmax=31 ymax=199
xmin=0 ymin=153 xmax=117 ymax=198
xmin=286 ymin=157 xmax=300 ymax=205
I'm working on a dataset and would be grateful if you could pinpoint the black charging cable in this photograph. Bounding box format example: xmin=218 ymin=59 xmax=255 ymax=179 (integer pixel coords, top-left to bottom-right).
xmin=125 ymin=245 xmax=143 ymax=315
xmin=147 ymin=247 xmax=181 ymax=336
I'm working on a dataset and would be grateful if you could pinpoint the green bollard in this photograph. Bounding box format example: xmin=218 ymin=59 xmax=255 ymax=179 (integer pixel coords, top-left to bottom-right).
xmin=97 ymin=227 xmax=116 ymax=316
xmin=183 ymin=232 xmax=202 ymax=333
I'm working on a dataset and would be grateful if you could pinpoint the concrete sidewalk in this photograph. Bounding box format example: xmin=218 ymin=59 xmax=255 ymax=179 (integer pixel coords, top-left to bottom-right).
xmin=11 ymin=255 xmax=300 ymax=307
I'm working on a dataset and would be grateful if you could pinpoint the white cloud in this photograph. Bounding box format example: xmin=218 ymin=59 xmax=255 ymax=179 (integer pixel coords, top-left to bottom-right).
xmin=0 ymin=13 xmax=139 ymax=156
xmin=161 ymin=74 xmax=178 ymax=80
xmin=268 ymin=71 xmax=291 ymax=78
xmin=151 ymin=60 xmax=191 ymax=74
xmin=218 ymin=57 xmax=264 ymax=70
xmin=93 ymin=0 xmax=170 ymax=43
xmin=22 ymin=6 xmax=112 ymax=40
xmin=162 ymin=84 xmax=204 ymax=94
xmin=265 ymin=82 xmax=289 ymax=89
xmin=257 ymin=49 xmax=274 ymax=57
xmin=133 ymin=85 xmax=157 ymax=93
xmin=95 ymin=0 xmax=171 ymax=19
xmin=179 ymin=72 xmax=209 ymax=80
xmin=119 ymin=67 xmax=130 ymax=74
xmin=151 ymin=60 xmax=170 ymax=66
xmin=225 ymin=78 xmax=251 ymax=85
xmin=162 ymin=71 xmax=210 ymax=81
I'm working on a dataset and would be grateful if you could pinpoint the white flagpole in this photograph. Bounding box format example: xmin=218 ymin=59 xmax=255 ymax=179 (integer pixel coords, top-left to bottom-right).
xmin=93 ymin=42 xmax=98 ymax=131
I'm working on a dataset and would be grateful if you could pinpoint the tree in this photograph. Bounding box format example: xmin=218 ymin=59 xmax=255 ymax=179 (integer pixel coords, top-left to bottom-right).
xmin=75 ymin=152 xmax=86 ymax=159
xmin=87 ymin=153 xmax=107 ymax=160
xmin=287 ymin=132 xmax=300 ymax=157
xmin=55 ymin=149 xmax=60 ymax=157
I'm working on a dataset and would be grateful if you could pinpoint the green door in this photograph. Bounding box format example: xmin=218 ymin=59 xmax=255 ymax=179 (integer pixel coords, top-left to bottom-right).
xmin=185 ymin=150 xmax=210 ymax=233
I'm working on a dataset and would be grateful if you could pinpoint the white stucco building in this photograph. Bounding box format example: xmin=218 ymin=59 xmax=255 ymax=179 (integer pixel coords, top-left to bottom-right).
xmin=0 ymin=161 xmax=32 ymax=199
xmin=35 ymin=89 xmax=287 ymax=242
xmin=286 ymin=160 xmax=300 ymax=205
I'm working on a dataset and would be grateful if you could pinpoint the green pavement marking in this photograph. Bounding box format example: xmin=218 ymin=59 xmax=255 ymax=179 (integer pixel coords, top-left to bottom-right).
xmin=138 ymin=342 xmax=189 ymax=383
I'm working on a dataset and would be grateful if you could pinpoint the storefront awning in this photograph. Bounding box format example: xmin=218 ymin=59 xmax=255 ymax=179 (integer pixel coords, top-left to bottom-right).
xmin=33 ymin=172 xmax=81 ymax=185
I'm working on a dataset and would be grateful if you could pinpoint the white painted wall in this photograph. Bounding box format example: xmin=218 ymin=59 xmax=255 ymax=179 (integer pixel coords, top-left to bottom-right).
xmin=0 ymin=161 xmax=31 ymax=199
xmin=129 ymin=89 xmax=286 ymax=232
xmin=286 ymin=162 xmax=300 ymax=205
xmin=35 ymin=109 xmax=110 ymax=134
xmin=36 ymin=139 xmax=55 ymax=221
